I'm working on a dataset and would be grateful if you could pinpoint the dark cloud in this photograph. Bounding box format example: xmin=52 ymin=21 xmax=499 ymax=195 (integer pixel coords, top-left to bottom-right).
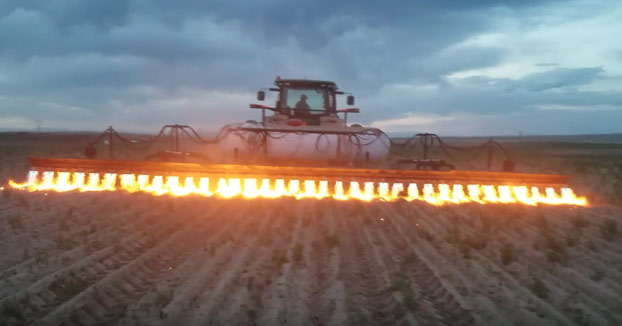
xmin=514 ymin=67 xmax=604 ymax=92
xmin=365 ymin=67 xmax=619 ymax=117
xmin=0 ymin=0 xmax=619 ymax=134
xmin=0 ymin=0 xmax=131 ymax=30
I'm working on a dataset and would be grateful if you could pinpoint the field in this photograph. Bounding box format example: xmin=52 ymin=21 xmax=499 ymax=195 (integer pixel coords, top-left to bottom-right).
xmin=1 ymin=132 xmax=622 ymax=326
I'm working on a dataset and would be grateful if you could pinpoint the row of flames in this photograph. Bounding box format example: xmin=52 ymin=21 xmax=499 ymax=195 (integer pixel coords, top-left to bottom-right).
xmin=8 ymin=171 xmax=587 ymax=206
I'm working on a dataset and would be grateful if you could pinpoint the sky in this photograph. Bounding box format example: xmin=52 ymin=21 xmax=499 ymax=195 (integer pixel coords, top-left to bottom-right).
xmin=0 ymin=0 xmax=620 ymax=136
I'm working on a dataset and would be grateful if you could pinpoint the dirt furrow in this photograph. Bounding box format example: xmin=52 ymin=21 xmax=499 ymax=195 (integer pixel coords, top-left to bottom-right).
xmin=332 ymin=201 xmax=407 ymax=326
xmin=465 ymin=205 xmax=622 ymax=324
xmin=0 ymin=203 xmax=154 ymax=301
xmin=395 ymin=203 xmax=584 ymax=325
xmin=498 ymin=217 xmax=617 ymax=324
xmin=247 ymin=199 xmax=311 ymax=325
xmin=229 ymin=199 xmax=303 ymax=325
xmin=154 ymin=212 xmax=257 ymax=322
xmin=112 ymin=204 xmax=253 ymax=325
xmin=274 ymin=199 xmax=338 ymax=326
xmin=299 ymin=201 xmax=344 ymax=326
xmin=178 ymin=200 xmax=278 ymax=325
xmin=0 ymin=196 xmax=102 ymax=270
xmin=365 ymin=203 xmax=444 ymax=326
xmin=0 ymin=192 xmax=138 ymax=271
xmin=0 ymin=197 xmax=191 ymax=324
xmin=203 ymin=201 xmax=295 ymax=325
xmin=34 ymin=198 xmax=220 ymax=325
xmin=167 ymin=202 xmax=274 ymax=325
xmin=377 ymin=202 xmax=478 ymax=326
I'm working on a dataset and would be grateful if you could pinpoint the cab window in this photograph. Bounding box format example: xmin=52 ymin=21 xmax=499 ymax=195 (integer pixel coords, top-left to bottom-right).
xmin=283 ymin=88 xmax=327 ymax=115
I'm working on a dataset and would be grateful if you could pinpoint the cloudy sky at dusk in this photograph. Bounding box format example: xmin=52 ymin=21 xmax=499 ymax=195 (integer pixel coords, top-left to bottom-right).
xmin=0 ymin=0 xmax=620 ymax=136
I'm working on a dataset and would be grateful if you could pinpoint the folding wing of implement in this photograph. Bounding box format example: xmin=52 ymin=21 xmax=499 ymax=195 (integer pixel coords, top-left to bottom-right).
xmin=8 ymin=77 xmax=587 ymax=206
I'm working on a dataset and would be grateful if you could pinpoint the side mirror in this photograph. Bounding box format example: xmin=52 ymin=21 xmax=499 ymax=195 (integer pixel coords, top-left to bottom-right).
xmin=257 ymin=90 xmax=265 ymax=101
xmin=347 ymin=95 xmax=355 ymax=106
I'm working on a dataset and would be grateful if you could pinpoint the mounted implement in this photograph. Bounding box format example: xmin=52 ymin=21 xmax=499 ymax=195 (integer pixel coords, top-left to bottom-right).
xmin=9 ymin=77 xmax=586 ymax=206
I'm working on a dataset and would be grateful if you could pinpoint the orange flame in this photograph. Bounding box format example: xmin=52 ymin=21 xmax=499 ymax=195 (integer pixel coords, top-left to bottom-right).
xmin=8 ymin=170 xmax=587 ymax=206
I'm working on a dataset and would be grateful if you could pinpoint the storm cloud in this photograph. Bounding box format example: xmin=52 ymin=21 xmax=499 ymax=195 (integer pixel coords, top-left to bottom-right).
xmin=0 ymin=0 xmax=620 ymax=135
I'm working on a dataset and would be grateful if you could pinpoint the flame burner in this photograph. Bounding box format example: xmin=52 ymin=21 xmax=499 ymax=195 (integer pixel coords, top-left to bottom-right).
xmin=9 ymin=170 xmax=587 ymax=206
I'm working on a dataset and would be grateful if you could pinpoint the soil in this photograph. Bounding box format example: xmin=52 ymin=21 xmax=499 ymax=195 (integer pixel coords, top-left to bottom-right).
xmin=1 ymin=133 xmax=621 ymax=325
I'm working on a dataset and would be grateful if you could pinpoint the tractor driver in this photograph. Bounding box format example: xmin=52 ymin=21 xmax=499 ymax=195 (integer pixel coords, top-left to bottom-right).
xmin=294 ymin=94 xmax=311 ymax=115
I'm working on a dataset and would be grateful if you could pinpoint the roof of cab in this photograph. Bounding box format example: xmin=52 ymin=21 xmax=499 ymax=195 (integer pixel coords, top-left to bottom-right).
xmin=274 ymin=77 xmax=338 ymax=89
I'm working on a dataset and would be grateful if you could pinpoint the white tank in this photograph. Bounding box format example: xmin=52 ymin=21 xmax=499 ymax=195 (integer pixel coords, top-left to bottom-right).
xmin=218 ymin=123 xmax=390 ymax=164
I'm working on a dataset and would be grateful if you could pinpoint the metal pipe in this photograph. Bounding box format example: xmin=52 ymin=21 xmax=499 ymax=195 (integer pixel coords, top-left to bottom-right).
xmin=263 ymin=131 xmax=268 ymax=157
xmin=422 ymin=134 xmax=430 ymax=160
xmin=107 ymin=126 xmax=114 ymax=159
xmin=487 ymin=139 xmax=493 ymax=171
xmin=174 ymin=126 xmax=180 ymax=152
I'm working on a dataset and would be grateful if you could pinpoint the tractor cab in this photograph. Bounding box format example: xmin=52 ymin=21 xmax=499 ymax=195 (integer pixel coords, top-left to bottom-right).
xmin=254 ymin=77 xmax=357 ymax=127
